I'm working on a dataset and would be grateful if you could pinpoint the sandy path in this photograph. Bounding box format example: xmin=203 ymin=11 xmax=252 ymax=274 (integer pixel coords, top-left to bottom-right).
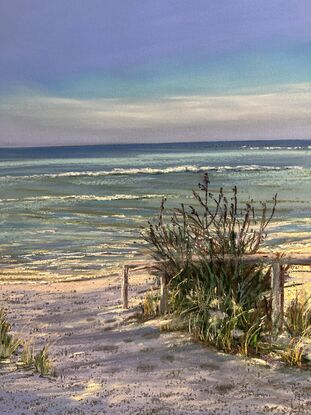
xmin=0 ymin=273 xmax=310 ymax=415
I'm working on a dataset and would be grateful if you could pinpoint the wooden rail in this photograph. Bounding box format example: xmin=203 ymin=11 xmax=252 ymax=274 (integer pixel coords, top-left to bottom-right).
xmin=121 ymin=253 xmax=311 ymax=334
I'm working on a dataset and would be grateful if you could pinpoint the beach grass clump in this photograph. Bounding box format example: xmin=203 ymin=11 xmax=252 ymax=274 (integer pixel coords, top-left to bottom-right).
xmin=285 ymin=291 xmax=311 ymax=338
xmin=20 ymin=341 xmax=35 ymax=368
xmin=0 ymin=335 xmax=21 ymax=360
xmin=0 ymin=308 xmax=22 ymax=360
xmin=142 ymin=173 xmax=277 ymax=356
xmin=34 ymin=345 xmax=53 ymax=376
xmin=281 ymin=336 xmax=308 ymax=367
xmin=142 ymin=290 xmax=160 ymax=317
xmin=279 ymin=291 xmax=311 ymax=367
xmin=0 ymin=307 xmax=54 ymax=375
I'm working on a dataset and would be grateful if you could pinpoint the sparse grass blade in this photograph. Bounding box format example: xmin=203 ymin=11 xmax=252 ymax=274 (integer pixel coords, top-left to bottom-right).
xmin=285 ymin=291 xmax=311 ymax=338
xmin=34 ymin=345 xmax=53 ymax=376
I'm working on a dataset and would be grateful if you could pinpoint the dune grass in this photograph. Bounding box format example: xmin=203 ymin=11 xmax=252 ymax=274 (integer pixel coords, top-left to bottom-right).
xmin=0 ymin=307 xmax=53 ymax=376
xmin=34 ymin=345 xmax=53 ymax=376
xmin=0 ymin=308 xmax=21 ymax=360
xmin=142 ymin=174 xmax=310 ymax=367
xmin=285 ymin=291 xmax=311 ymax=337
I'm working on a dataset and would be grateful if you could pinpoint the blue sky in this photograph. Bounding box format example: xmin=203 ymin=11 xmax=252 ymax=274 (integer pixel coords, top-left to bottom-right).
xmin=0 ymin=1 xmax=310 ymax=146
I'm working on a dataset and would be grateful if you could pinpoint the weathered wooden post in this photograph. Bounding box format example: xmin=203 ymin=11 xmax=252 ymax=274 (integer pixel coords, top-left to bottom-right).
xmin=121 ymin=265 xmax=129 ymax=309
xmin=271 ymin=261 xmax=283 ymax=336
xmin=159 ymin=275 xmax=168 ymax=314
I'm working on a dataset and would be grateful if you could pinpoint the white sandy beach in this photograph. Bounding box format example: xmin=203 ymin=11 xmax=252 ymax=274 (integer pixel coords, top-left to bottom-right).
xmin=0 ymin=268 xmax=311 ymax=415
xmin=2 ymin=1 xmax=311 ymax=413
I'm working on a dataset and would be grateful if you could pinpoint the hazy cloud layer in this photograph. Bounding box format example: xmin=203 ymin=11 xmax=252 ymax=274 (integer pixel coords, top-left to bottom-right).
xmin=1 ymin=83 xmax=310 ymax=146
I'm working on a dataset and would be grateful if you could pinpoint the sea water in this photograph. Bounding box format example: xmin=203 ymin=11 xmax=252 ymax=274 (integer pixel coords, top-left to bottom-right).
xmin=0 ymin=140 xmax=310 ymax=281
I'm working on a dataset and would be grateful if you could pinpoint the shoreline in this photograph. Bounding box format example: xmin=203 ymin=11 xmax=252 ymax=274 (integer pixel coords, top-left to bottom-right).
xmin=0 ymin=226 xmax=310 ymax=285
xmin=0 ymin=244 xmax=310 ymax=284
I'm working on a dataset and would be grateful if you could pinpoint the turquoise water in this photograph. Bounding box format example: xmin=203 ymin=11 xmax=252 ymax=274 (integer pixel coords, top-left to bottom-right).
xmin=0 ymin=140 xmax=310 ymax=281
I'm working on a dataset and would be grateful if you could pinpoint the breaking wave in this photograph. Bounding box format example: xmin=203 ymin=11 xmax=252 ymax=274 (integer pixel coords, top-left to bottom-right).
xmin=241 ymin=145 xmax=310 ymax=150
xmin=0 ymin=194 xmax=165 ymax=203
xmin=1 ymin=164 xmax=306 ymax=180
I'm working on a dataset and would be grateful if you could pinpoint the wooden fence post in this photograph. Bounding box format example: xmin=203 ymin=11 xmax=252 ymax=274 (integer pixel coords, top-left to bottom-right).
xmin=121 ymin=265 xmax=129 ymax=309
xmin=271 ymin=261 xmax=283 ymax=336
xmin=159 ymin=275 xmax=168 ymax=314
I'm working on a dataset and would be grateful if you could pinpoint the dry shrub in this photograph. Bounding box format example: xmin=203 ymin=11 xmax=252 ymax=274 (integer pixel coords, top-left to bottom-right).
xmin=142 ymin=173 xmax=277 ymax=354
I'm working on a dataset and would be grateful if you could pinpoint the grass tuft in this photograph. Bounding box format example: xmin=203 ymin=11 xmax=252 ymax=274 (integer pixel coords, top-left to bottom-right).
xmin=21 ymin=341 xmax=35 ymax=368
xmin=1 ymin=307 xmax=55 ymax=376
xmin=142 ymin=290 xmax=160 ymax=317
xmin=0 ymin=308 xmax=22 ymax=360
xmin=285 ymin=291 xmax=311 ymax=338
xmin=281 ymin=336 xmax=307 ymax=367
xmin=34 ymin=345 xmax=53 ymax=376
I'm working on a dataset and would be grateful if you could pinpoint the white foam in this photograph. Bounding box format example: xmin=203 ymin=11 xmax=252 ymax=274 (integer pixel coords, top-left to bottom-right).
xmin=242 ymin=146 xmax=306 ymax=150
xmin=1 ymin=164 xmax=305 ymax=181
xmin=0 ymin=193 xmax=165 ymax=203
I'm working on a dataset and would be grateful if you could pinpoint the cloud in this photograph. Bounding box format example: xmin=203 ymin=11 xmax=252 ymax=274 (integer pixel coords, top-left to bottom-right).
xmin=0 ymin=83 xmax=310 ymax=146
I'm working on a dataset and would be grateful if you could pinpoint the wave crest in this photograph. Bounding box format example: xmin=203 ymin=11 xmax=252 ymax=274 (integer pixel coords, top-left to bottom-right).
xmin=241 ymin=145 xmax=309 ymax=150
xmin=2 ymin=164 xmax=305 ymax=180
xmin=0 ymin=193 xmax=165 ymax=204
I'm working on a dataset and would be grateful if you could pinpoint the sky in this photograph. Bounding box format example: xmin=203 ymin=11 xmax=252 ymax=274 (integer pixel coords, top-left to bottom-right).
xmin=0 ymin=1 xmax=310 ymax=147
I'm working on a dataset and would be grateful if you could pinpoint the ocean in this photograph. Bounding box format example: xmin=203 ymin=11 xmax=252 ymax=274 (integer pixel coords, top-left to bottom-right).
xmin=0 ymin=139 xmax=310 ymax=282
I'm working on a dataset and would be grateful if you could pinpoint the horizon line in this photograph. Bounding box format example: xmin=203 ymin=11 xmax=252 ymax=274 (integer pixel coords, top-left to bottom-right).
xmin=1 ymin=137 xmax=311 ymax=151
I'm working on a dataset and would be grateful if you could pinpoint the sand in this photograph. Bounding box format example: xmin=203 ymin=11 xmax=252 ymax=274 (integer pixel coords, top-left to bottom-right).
xmin=0 ymin=270 xmax=311 ymax=415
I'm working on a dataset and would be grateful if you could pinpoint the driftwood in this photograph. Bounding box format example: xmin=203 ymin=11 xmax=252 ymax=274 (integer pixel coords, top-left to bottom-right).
xmin=121 ymin=253 xmax=311 ymax=332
